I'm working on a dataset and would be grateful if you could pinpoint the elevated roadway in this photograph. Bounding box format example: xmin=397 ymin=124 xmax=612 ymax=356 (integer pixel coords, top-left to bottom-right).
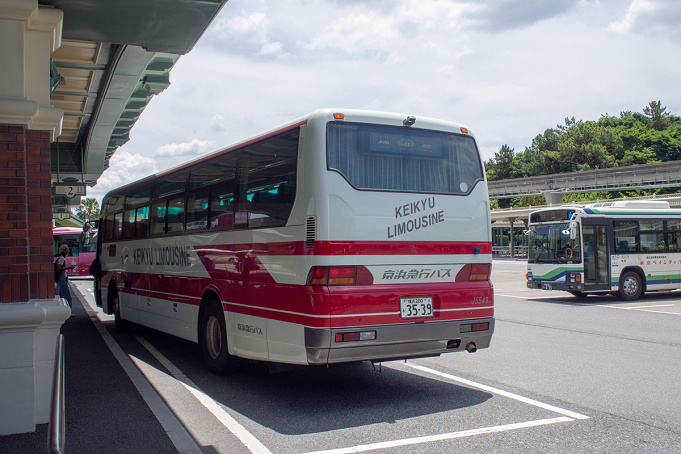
xmin=488 ymin=160 xmax=681 ymax=204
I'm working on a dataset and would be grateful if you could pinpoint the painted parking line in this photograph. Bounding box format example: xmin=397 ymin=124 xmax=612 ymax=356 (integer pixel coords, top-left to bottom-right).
xmin=135 ymin=335 xmax=273 ymax=454
xmin=496 ymin=293 xmax=562 ymax=300
xmin=76 ymin=286 xmax=202 ymax=454
xmin=405 ymin=364 xmax=589 ymax=420
xmin=301 ymin=364 xmax=589 ymax=454
xmin=598 ymin=304 xmax=681 ymax=316
xmin=75 ymin=284 xmax=267 ymax=454
xmin=77 ymin=281 xmax=589 ymax=454
xmin=301 ymin=417 xmax=574 ymax=454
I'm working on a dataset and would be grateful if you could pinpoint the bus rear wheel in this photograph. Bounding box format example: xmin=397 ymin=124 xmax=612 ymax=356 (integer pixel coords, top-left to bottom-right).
xmin=201 ymin=300 xmax=240 ymax=374
xmin=618 ymin=271 xmax=643 ymax=301
xmin=112 ymin=293 xmax=130 ymax=332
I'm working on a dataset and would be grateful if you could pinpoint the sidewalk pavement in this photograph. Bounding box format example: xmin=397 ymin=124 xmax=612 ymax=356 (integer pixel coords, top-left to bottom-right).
xmin=0 ymin=282 xmax=179 ymax=454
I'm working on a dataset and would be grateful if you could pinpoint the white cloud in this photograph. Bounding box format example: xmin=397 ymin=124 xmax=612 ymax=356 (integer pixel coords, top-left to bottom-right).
xmin=155 ymin=139 xmax=218 ymax=157
xmin=89 ymin=150 xmax=158 ymax=202
xmin=93 ymin=0 xmax=681 ymax=203
xmin=608 ymin=0 xmax=681 ymax=36
xmin=608 ymin=0 xmax=657 ymax=33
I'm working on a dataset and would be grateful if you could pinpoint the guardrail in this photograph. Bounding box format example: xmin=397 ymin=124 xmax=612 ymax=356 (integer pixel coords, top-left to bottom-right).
xmin=48 ymin=334 xmax=65 ymax=454
xmin=488 ymin=160 xmax=681 ymax=199
xmin=492 ymin=246 xmax=528 ymax=259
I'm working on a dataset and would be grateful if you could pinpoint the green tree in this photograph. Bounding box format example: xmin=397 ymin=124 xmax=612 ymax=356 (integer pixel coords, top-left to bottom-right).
xmin=75 ymin=198 xmax=100 ymax=222
xmin=643 ymin=100 xmax=670 ymax=131
xmin=556 ymin=121 xmax=619 ymax=171
xmin=561 ymin=191 xmax=611 ymax=204
xmin=485 ymin=144 xmax=516 ymax=181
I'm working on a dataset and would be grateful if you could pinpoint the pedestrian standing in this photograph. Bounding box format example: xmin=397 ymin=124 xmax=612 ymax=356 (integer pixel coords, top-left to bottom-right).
xmin=55 ymin=244 xmax=76 ymax=308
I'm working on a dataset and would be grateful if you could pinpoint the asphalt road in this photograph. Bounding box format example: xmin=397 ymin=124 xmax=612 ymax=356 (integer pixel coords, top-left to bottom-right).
xmin=9 ymin=260 xmax=680 ymax=453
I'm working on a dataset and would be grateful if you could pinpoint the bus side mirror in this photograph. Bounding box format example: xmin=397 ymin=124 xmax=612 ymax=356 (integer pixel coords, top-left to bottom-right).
xmin=569 ymin=222 xmax=577 ymax=240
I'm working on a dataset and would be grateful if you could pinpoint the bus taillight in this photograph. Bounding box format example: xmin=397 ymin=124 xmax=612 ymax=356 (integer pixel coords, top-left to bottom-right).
xmin=307 ymin=266 xmax=373 ymax=285
xmin=456 ymin=263 xmax=491 ymax=282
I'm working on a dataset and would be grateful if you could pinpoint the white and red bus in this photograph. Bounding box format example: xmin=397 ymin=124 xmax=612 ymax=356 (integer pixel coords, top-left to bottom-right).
xmin=94 ymin=109 xmax=494 ymax=373
xmin=53 ymin=226 xmax=98 ymax=277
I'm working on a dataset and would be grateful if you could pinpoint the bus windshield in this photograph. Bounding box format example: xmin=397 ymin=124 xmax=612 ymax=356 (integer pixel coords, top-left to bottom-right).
xmin=53 ymin=227 xmax=98 ymax=277
xmin=528 ymin=222 xmax=581 ymax=262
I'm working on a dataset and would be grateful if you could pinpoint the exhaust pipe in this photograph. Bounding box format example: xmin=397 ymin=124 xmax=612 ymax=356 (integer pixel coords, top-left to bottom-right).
xmin=465 ymin=342 xmax=477 ymax=353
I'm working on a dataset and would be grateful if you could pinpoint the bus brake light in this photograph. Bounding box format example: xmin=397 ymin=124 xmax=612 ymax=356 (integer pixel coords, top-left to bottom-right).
xmin=455 ymin=263 xmax=491 ymax=282
xmin=307 ymin=266 xmax=373 ymax=285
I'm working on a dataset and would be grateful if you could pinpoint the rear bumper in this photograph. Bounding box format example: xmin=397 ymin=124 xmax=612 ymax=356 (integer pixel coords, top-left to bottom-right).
xmin=304 ymin=317 xmax=494 ymax=364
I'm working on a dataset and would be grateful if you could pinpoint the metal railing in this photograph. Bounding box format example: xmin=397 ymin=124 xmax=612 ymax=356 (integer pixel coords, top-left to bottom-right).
xmin=48 ymin=334 xmax=65 ymax=454
xmin=488 ymin=160 xmax=681 ymax=199
xmin=492 ymin=245 xmax=528 ymax=259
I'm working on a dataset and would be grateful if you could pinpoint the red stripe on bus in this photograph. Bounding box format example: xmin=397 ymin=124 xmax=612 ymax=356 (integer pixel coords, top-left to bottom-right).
xmin=114 ymin=274 xmax=493 ymax=329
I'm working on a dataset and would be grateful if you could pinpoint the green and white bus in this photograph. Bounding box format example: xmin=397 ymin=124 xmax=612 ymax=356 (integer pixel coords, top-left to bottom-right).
xmin=526 ymin=200 xmax=681 ymax=300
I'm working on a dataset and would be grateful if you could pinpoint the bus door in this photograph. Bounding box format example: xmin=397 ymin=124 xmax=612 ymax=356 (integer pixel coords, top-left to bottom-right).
xmin=582 ymin=221 xmax=610 ymax=291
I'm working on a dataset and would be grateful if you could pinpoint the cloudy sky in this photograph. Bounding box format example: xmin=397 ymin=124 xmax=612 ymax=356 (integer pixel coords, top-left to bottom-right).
xmin=88 ymin=0 xmax=681 ymax=202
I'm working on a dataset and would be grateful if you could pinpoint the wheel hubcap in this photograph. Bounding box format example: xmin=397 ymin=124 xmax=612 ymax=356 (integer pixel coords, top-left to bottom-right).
xmin=623 ymin=277 xmax=638 ymax=295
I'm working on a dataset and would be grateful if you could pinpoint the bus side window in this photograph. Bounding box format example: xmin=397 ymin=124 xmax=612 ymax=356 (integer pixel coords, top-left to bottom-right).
xmin=136 ymin=206 xmax=150 ymax=238
xmin=167 ymin=197 xmax=185 ymax=233
xmin=123 ymin=209 xmax=136 ymax=239
xmin=210 ymin=186 xmax=234 ymax=229
xmin=113 ymin=213 xmax=123 ymax=240
xmin=186 ymin=190 xmax=209 ymax=231
xmin=237 ymin=130 xmax=298 ymax=229
xmin=150 ymin=202 xmax=167 ymax=236
xmin=53 ymin=235 xmax=61 ymax=255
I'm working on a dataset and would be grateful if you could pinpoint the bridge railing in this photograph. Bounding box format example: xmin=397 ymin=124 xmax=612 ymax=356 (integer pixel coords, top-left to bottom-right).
xmin=488 ymin=160 xmax=681 ymax=199
xmin=492 ymin=246 xmax=527 ymax=259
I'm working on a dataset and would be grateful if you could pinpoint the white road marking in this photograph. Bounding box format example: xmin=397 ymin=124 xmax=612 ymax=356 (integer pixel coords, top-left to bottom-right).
xmin=405 ymin=364 xmax=589 ymax=420
xmin=496 ymin=293 xmax=561 ymax=300
xmin=76 ymin=287 xmax=202 ymax=454
xmin=600 ymin=305 xmax=681 ymax=316
xmin=74 ymin=281 xmax=589 ymax=454
xmin=301 ymin=417 xmax=574 ymax=454
xmin=135 ymin=336 xmax=273 ymax=454
xmin=607 ymin=304 xmax=674 ymax=309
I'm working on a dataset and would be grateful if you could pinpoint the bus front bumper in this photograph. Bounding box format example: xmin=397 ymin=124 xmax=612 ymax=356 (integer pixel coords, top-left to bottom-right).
xmin=304 ymin=318 xmax=495 ymax=365
xmin=527 ymin=281 xmax=584 ymax=292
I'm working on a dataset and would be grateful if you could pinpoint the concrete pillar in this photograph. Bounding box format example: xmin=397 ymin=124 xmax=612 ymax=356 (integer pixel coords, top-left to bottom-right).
xmin=0 ymin=0 xmax=69 ymax=435
xmin=507 ymin=216 xmax=516 ymax=258
xmin=542 ymin=190 xmax=563 ymax=206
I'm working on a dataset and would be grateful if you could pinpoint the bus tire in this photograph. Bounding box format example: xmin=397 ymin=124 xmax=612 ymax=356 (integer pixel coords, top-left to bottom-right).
xmin=618 ymin=271 xmax=642 ymax=301
xmin=201 ymin=299 xmax=240 ymax=374
xmin=112 ymin=292 xmax=130 ymax=332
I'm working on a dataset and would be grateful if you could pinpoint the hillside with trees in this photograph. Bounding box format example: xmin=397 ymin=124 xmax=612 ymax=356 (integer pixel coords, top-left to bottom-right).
xmin=485 ymin=101 xmax=681 ymax=207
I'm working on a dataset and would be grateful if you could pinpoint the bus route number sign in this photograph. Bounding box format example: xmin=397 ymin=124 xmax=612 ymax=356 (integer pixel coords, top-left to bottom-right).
xmin=400 ymin=297 xmax=434 ymax=319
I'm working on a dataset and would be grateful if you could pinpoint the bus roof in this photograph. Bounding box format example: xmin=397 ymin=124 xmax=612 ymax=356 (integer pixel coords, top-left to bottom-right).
xmin=53 ymin=226 xmax=84 ymax=234
xmin=530 ymin=200 xmax=681 ymax=222
xmin=101 ymin=108 xmax=474 ymax=200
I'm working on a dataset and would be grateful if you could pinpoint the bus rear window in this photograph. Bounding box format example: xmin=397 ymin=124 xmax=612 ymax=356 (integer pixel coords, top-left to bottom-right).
xmin=327 ymin=123 xmax=483 ymax=194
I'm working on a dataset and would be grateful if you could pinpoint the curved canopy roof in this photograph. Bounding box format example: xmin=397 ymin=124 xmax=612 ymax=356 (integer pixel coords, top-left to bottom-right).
xmin=43 ymin=0 xmax=226 ymax=195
